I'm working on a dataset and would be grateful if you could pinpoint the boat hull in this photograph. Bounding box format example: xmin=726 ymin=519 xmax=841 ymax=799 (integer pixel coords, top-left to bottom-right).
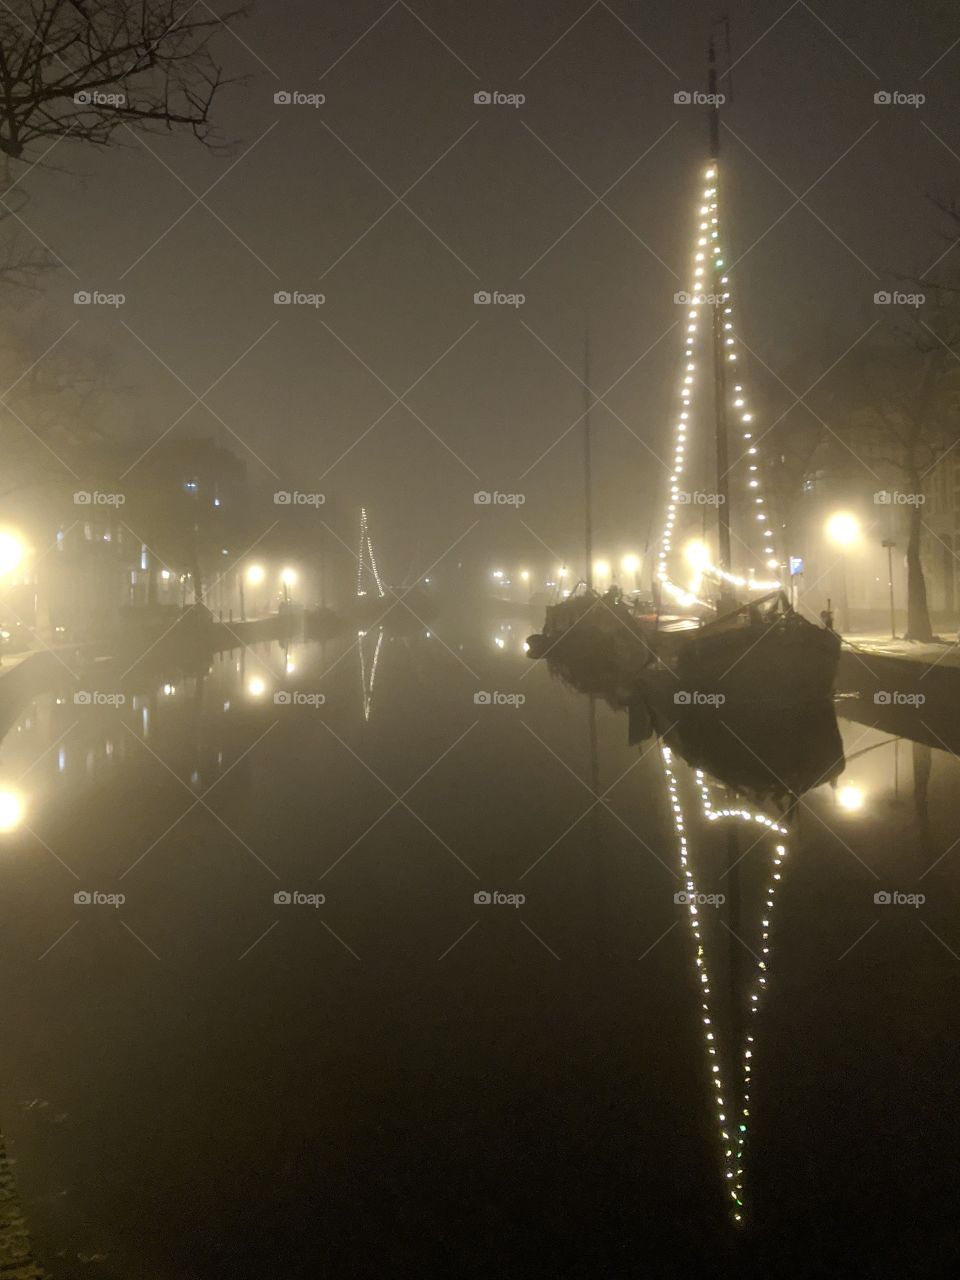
xmin=665 ymin=614 xmax=841 ymax=707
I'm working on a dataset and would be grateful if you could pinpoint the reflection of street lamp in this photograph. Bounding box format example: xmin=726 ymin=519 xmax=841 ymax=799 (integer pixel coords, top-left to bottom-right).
xmin=825 ymin=512 xmax=861 ymax=634
xmin=280 ymin=566 xmax=297 ymax=604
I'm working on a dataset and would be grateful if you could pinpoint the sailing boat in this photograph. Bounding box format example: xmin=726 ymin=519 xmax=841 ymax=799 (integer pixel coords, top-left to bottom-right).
xmin=528 ymin=30 xmax=840 ymax=708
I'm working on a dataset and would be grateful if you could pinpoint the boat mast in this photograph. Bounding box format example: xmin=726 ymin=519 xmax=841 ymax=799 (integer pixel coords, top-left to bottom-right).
xmin=708 ymin=34 xmax=735 ymax=611
xmin=583 ymin=326 xmax=595 ymax=592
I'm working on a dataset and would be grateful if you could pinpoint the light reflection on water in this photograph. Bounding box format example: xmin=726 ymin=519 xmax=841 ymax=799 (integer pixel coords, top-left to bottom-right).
xmin=0 ymin=621 xmax=958 ymax=1275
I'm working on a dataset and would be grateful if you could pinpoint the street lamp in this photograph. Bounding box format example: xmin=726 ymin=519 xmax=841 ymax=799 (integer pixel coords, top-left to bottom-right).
xmin=825 ymin=512 xmax=861 ymax=634
xmin=280 ymin=566 xmax=297 ymax=605
xmin=622 ymin=553 xmax=640 ymax=589
xmin=0 ymin=787 xmax=24 ymax=832
xmin=0 ymin=531 xmax=24 ymax=577
xmin=824 ymin=512 xmax=861 ymax=548
xmin=836 ymin=784 xmax=865 ymax=814
xmin=241 ymin=562 xmax=266 ymax=622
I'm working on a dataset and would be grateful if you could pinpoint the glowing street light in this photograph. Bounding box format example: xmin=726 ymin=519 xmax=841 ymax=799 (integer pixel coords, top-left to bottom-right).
xmin=825 ymin=512 xmax=861 ymax=548
xmin=593 ymin=559 xmax=610 ymax=583
xmin=825 ymin=512 xmax=862 ymax=633
xmin=836 ymin=784 xmax=865 ymax=814
xmin=683 ymin=538 xmax=711 ymax=571
xmin=245 ymin=563 xmax=266 ymax=586
xmin=247 ymin=676 xmax=267 ymax=698
xmin=0 ymin=787 xmax=25 ymax=833
xmin=0 ymin=531 xmax=24 ymax=578
xmin=279 ymin=566 xmax=297 ymax=606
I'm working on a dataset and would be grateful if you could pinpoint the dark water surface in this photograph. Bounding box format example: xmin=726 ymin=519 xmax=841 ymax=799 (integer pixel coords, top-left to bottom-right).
xmin=1 ymin=619 xmax=959 ymax=1277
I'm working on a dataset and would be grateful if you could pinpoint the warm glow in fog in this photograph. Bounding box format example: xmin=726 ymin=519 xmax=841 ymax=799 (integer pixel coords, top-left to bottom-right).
xmin=836 ymin=784 xmax=865 ymax=813
xmin=825 ymin=512 xmax=862 ymax=549
xmin=0 ymin=531 xmax=24 ymax=576
xmin=0 ymin=788 xmax=25 ymax=832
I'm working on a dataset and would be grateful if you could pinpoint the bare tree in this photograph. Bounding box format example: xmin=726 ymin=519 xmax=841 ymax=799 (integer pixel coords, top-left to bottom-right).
xmin=0 ymin=1 xmax=242 ymax=161
xmin=814 ymin=314 xmax=960 ymax=641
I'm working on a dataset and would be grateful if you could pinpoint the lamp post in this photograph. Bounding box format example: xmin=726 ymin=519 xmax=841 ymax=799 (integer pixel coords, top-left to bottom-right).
xmin=280 ymin=567 xmax=297 ymax=606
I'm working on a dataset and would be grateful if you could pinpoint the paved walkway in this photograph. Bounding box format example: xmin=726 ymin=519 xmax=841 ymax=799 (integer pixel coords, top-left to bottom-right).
xmin=842 ymin=632 xmax=960 ymax=669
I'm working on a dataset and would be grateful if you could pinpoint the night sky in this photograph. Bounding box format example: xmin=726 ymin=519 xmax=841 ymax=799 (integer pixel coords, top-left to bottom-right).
xmin=14 ymin=0 xmax=960 ymax=573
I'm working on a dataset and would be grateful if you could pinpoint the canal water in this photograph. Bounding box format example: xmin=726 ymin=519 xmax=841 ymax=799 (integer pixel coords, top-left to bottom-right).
xmin=0 ymin=618 xmax=958 ymax=1277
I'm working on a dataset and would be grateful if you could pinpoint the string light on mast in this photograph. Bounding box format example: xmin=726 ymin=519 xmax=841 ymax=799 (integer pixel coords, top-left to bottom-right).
xmin=656 ymin=163 xmax=781 ymax=606
xmin=693 ymin=764 xmax=790 ymax=1221
xmin=660 ymin=740 xmax=792 ymax=1225
xmin=357 ymin=507 xmax=385 ymax=599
